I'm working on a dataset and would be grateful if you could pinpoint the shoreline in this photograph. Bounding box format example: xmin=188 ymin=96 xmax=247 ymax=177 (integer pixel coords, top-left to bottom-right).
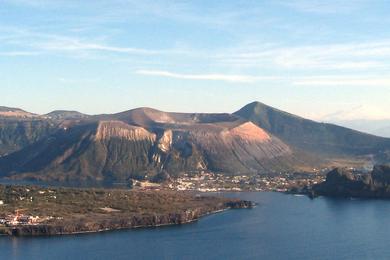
xmin=0 ymin=206 xmax=244 ymax=237
xmin=0 ymin=184 xmax=255 ymax=237
xmin=39 ymin=207 xmax=232 ymax=237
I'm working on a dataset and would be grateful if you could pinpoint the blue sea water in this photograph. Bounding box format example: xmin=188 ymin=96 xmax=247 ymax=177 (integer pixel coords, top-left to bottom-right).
xmin=1 ymin=192 xmax=390 ymax=260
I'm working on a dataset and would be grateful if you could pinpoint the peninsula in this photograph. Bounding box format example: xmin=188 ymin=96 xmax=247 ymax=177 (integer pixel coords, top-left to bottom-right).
xmin=0 ymin=185 xmax=253 ymax=236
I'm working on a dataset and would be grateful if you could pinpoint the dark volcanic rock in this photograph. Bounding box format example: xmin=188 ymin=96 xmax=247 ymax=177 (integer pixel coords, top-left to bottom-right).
xmin=0 ymin=107 xmax=295 ymax=182
xmin=312 ymin=168 xmax=365 ymax=197
xmin=370 ymin=165 xmax=390 ymax=188
xmin=312 ymin=165 xmax=390 ymax=198
xmin=1 ymin=101 xmax=390 ymax=183
xmin=225 ymin=200 xmax=256 ymax=209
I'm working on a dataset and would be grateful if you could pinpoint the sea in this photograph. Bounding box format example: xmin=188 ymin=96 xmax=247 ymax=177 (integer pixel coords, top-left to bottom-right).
xmin=1 ymin=192 xmax=390 ymax=260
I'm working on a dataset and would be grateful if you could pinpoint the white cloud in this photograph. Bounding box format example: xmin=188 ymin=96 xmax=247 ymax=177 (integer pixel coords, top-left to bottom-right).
xmin=136 ymin=70 xmax=278 ymax=83
xmin=3 ymin=23 xmax=390 ymax=74
xmin=39 ymin=39 xmax=161 ymax=55
xmin=215 ymin=40 xmax=390 ymax=71
xmin=0 ymin=27 xmax=180 ymax=58
xmin=136 ymin=70 xmax=390 ymax=87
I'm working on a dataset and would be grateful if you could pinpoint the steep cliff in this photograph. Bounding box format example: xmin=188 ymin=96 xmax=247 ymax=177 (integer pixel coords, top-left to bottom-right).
xmin=312 ymin=165 xmax=390 ymax=198
xmin=0 ymin=115 xmax=293 ymax=182
xmin=1 ymin=101 xmax=389 ymax=183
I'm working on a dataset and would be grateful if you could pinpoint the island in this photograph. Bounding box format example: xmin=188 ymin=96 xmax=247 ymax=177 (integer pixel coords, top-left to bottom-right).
xmin=0 ymin=185 xmax=254 ymax=236
xmin=307 ymin=164 xmax=390 ymax=198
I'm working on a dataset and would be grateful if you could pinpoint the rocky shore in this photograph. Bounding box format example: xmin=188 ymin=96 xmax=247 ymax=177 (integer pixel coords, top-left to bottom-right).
xmin=0 ymin=185 xmax=254 ymax=236
xmin=304 ymin=165 xmax=390 ymax=198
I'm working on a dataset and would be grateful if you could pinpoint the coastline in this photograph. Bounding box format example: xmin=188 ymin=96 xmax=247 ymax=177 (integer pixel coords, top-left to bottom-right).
xmin=0 ymin=186 xmax=256 ymax=236
xmin=34 ymin=207 xmax=232 ymax=237
xmin=0 ymin=205 xmax=253 ymax=237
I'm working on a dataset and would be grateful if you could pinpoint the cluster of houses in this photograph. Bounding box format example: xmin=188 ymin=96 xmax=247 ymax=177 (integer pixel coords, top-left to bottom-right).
xmin=0 ymin=214 xmax=50 ymax=226
xmin=163 ymin=171 xmax=326 ymax=192
xmin=166 ymin=172 xmax=252 ymax=191
xmin=0 ymin=208 xmax=49 ymax=227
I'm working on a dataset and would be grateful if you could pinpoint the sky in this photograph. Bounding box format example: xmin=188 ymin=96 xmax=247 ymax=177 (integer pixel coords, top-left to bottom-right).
xmin=1 ymin=0 xmax=390 ymax=121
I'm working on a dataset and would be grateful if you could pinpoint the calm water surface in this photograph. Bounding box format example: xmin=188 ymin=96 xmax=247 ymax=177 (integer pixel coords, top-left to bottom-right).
xmin=1 ymin=192 xmax=390 ymax=260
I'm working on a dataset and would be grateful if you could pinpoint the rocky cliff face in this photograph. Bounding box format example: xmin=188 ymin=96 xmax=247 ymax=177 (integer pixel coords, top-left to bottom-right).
xmin=1 ymin=102 xmax=389 ymax=183
xmin=312 ymin=165 xmax=390 ymax=198
xmin=95 ymin=121 xmax=156 ymax=142
xmin=0 ymin=107 xmax=296 ymax=182
xmin=188 ymin=122 xmax=292 ymax=173
xmin=0 ymin=119 xmax=57 ymax=157
xmin=370 ymin=165 xmax=390 ymax=188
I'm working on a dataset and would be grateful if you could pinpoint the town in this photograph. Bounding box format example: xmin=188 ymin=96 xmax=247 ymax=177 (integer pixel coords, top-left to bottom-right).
xmin=132 ymin=170 xmax=327 ymax=192
xmin=0 ymin=184 xmax=253 ymax=236
xmin=167 ymin=171 xmax=325 ymax=192
xmin=0 ymin=170 xmax=330 ymax=231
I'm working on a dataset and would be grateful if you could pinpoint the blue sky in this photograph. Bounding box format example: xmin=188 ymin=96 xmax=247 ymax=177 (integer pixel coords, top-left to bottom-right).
xmin=1 ymin=0 xmax=390 ymax=121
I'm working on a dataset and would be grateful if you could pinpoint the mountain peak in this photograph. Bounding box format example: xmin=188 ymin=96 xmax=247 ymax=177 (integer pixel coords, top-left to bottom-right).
xmin=235 ymin=101 xmax=305 ymax=124
xmin=108 ymin=107 xmax=173 ymax=126
xmin=1 ymin=102 xmax=390 ymax=182
xmin=236 ymin=101 xmax=390 ymax=158
xmin=0 ymin=106 xmax=37 ymax=118
xmin=45 ymin=110 xmax=89 ymax=120
xmin=0 ymin=106 xmax=22 ymax=112
xmin=236 ymin=101 xmax=267 ymax=113
xmin=245 ymin=101 xmax=266 ymax=107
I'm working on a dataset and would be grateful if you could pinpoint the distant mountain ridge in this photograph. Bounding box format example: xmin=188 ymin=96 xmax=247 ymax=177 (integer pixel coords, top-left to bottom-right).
xmin=0 ymin=101 xmax=389 ymax=183
xmin=45 ymin=110 xmax=90 ymax=120
xmin=234 ymin=102 xmax=390 ymax=157
xmin=0 ymin=106 xmax=38 ymax=118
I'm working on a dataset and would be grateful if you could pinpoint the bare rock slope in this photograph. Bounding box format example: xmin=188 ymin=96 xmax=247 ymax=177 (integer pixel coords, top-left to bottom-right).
xmin=0 ymin=102 xmax=389 ymax=183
